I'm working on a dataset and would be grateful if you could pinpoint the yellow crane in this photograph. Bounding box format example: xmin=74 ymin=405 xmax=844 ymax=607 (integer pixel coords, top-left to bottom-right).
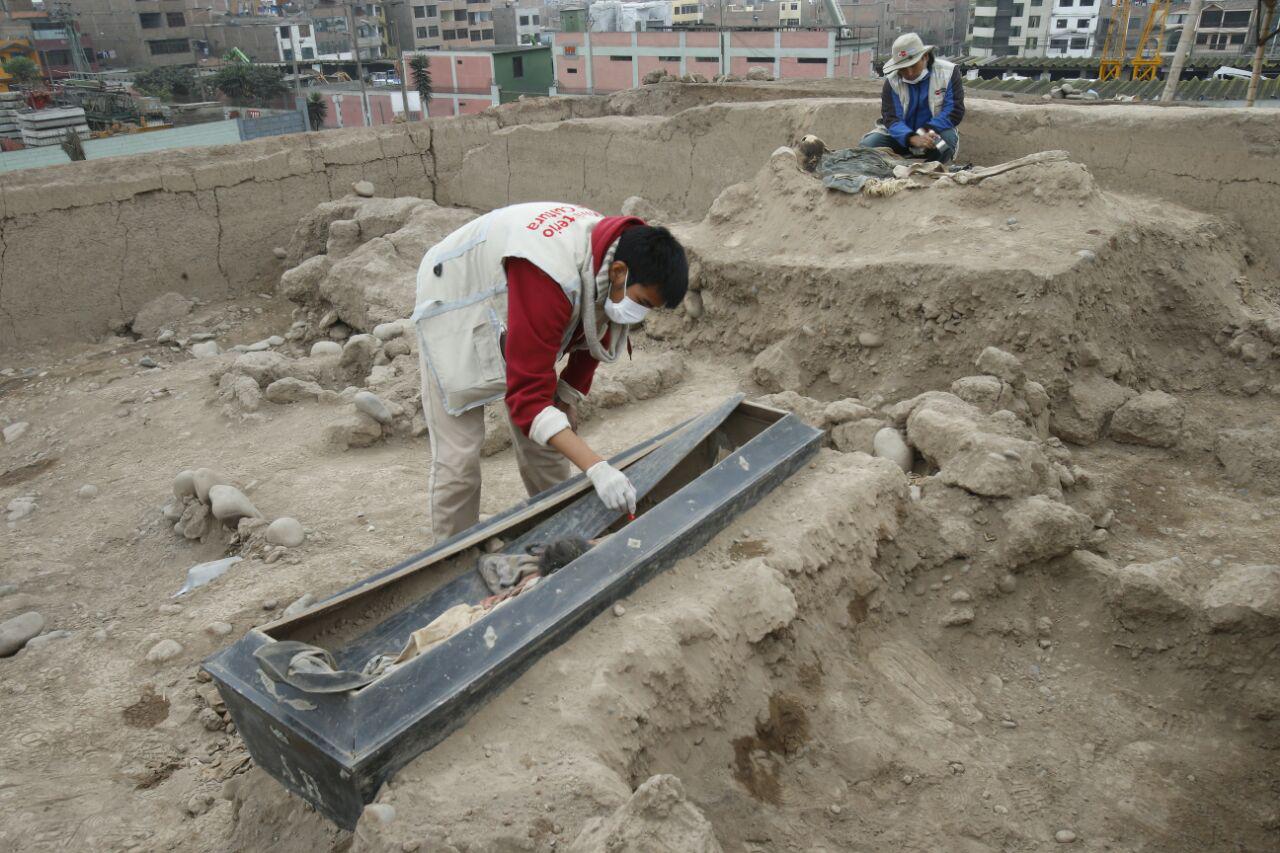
xmin=1098 ymin=0 xmax=1171 ymax=81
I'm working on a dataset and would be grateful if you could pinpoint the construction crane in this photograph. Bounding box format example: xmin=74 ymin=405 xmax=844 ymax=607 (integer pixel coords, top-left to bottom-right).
xmin=1099 ymin=0 xmax=1172 ymax=81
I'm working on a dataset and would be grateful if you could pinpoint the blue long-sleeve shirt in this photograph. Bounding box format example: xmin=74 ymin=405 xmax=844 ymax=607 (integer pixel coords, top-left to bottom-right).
xmin=881 ymin=65 xmax=965 ymax=146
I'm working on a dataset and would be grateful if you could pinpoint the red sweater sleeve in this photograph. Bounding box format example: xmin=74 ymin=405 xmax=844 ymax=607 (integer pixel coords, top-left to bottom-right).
xmin=504 ymin=258 xmax=573 ymax=436
xmin=560 ymin=328 xmax=608 ymax=397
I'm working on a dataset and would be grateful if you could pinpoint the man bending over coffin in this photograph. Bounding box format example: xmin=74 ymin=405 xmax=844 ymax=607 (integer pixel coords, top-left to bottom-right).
xmin=412 ymin=203 xmax=690 ymax=542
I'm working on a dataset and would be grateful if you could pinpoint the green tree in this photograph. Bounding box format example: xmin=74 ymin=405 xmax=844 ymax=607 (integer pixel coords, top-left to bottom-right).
xmin=409 ymin=55 xmax=431 ymax=120
xmin=210 ymin=63 xmax=286 ymax=105
xmin=306 ymin=92 xmax=328 ymax=131
xmin=134 ymin=66 xmax=197 ymax=101
xmin=3 ymin=56 xmax=41 ymax=88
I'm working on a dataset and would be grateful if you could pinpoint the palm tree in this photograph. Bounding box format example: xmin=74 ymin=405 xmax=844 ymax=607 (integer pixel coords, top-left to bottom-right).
xmin=60 ymin=128 xmax=86 ymax=161
xmin=306 ymin=92 xmax=328 ymax=131
xmin=409 ymin=55 xmax=431 ymax=120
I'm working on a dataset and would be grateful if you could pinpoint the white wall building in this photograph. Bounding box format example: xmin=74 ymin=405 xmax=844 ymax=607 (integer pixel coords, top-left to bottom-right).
xmin=967 ymin=0 xmax=1053 ymax=58
xmin=1046 ymin=0 xmax=1099 ymax=57
xmin=276 ymin=22 xmax=319 ymax=62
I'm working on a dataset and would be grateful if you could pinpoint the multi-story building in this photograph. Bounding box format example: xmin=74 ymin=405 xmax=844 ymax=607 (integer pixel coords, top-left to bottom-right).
xmin=0 ymin=10 xmax=98 ymax=77
xmin=1046 ymin=0 xmax=1099 ymax=56
xmin=550 ymin=27 xmax=872 ymax=93
xmin=493 ymin=1 xmax=543 ymax=45
xmin=190 ymin=16 xmax=315 ymax=63
xmin=840 ymin=0 xmax=967 ymax=54
xmin=75 ymin=0 xmax=194 ymax=68
xmin=389 ymin=0 xmax=442 ymax=52
xmin=672 ymin=1 xmax=704 ymax=25
xmin=310 ymin=1 xmax=391 ymax=58
xmin=967 ymin=0 xmax=1053 ymax=58
xmin=778 ymin=1 xmax=802 ymax=25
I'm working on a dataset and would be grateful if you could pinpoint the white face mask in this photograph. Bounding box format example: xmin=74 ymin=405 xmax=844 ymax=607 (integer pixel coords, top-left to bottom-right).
xmin=604 ymin=273 xmax=651 ymax=325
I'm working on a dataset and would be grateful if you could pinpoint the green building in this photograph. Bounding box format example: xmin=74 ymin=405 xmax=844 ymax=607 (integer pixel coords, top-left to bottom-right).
xmin=560 ymin=7 xmax=588 ymax=33
xmin=492 ymin=45 xmax=554 ymax=104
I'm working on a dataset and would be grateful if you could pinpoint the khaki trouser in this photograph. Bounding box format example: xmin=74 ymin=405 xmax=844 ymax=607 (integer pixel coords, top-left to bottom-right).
xmin=420 ymin=348 xmax=569 ymax=542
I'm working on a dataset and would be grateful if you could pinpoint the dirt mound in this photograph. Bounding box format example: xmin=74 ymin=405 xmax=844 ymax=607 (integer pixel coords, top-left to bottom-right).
xmin=649 ymin=148 xmax=1280 ymax=415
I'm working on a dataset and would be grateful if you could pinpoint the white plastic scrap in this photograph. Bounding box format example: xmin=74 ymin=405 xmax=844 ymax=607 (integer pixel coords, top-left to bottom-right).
xmin=174 ymin=556 xmax=243 ymax=597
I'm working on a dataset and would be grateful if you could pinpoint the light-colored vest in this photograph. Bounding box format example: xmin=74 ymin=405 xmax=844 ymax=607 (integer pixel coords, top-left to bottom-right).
xmin=887 ymin=57 xmax=955 ymax=128
xmin=411 ymin=202 xmax=606 ymax=416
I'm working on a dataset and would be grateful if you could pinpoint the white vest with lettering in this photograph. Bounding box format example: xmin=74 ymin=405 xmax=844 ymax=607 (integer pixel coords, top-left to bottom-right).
xmin=411 ymin=202 xmax=606 ymax=416
xmin=887 ymin=57 xmax=955 ymax=128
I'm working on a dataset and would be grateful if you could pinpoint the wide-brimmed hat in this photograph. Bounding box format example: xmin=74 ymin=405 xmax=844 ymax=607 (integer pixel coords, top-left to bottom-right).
xmin=883 ymin=32 xmax=934 ymax=74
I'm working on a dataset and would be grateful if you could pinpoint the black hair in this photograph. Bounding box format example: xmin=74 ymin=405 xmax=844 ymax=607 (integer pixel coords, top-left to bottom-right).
xmin=614 ymin=224 xmax=689 ymax=309
xmin=528 ymin=536 xmax=592 ymax=573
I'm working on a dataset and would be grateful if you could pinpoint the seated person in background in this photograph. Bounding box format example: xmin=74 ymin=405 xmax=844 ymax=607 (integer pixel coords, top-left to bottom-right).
xmin=858 ymin=32 xmax=965 ymax=164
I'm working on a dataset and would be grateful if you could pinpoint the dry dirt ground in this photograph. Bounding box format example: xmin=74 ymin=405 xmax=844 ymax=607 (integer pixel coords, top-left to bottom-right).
xmin=2 ymin=148 xmax=1279 ymax=853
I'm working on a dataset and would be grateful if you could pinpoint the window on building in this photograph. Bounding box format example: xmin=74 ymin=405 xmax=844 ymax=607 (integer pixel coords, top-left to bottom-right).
xmin=470 ymin=29 xmax=482 ymax=41
xmin=166 ymin=11 xmax=185 ymax=26
xmin=1050 ymin=37 xmax=1067 ymax=49
xmin=299 ymin=24 xmax=310 ymax=36
xmin=426 ymin=4 xmax=437 ymax=16
xmin=531 ymin=14 xmax=539 ymax=23
xmin=1055 ymin=19 xmax=1067 ymax=28
xmin=45 ymin=49 xmax=70 ymax=65
xmin=454 ymin=10 xmax=466 ymax=20
xmin=1028 ymin=15 xmax=1040 ymax=27
xmin=1057 ymin=0 xmax=1072 ymax=6
xmin=512 ymin=55 xmax=524 ymax=77
xmin=1078 ymin=0 xmax=1093 ymax=5
xmin=1200 ymin=9 xmax=1222 ymax=26
xmin=519 ymin=14 xmax=528 ymax=24
xmin=280 ymin=25 xmax=291 ymax=39
xmin=1076 ymin=18 xmax=1088 ymax=27
xmin=746 ymin=56 xmax=774 ymax=63
xmin=695 ymin=55 xmax=718 ymax=62
xmin=414 ymin=4 xmax=426 ymax=16
xmin=429 ymin=25 xmax=439 ymax=36
xmin=1025 ymin=36 xmax=1038 ymax=48
xmin=1195 ymin=32 xmax=1207 ymax=44
xmin=139 ymin=12 xmax=163 ymax=28
xmin=483 ymin=28 xmax=493 ymax=39
xmin=1222 ymin=10 xmax=1251 ymax=27
xmin=609 ymin=54 xmax=632 ymax=61
xmin=148 ymin=38 xmax=190 ymax=55
xmin=417 ymin=26 xmax=429 ymax=37
xmin=658 ymin=55 xmax=680 ymax=61
xmin=1031 ymin=0 xmax=1043 ymax=6
xmin=302 ymin=46 xmax=314 ymax=58
xmin=1229 ymin=32 xmax=1245 ymax=43
xmin=1069 ymin=36 xmax=1086 ymax=47
xmin=283 ymin=47 xmax=294 ymax=60
xmin=566 ymin=66 xmax=577 ymax=73
xmin=796 ymin=57 xmax=826 ymax=64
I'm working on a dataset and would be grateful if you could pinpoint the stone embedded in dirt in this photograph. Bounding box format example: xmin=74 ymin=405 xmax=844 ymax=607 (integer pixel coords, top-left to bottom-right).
xmin=341 ymin=334 xmax=381 ymax=374
xmin=6 ymin=496 xmax=37 ymax=522
xmin=145 ymin=638 xmax=183 ymax=663
xmin=1050 ymin=375 xmax=1135 ymax=445
xmin=950 ymin=375 xmax=1004 ymax=413
xmin=997 ymin=573 xmax=1017 ymax=593
xmin=176 ymin=500 xmax=212 ymax=540
xmin=975 ymin=346 xmax=1025 ymax=387
xmin=823 ymin=399 xmax=873 ymax=426
xmin=132 ymin=292 xmax=194 ymax=339
xmin=1109 ymin=391 xmax=1183 ymax=448
xmin=0 ymin=611 xmax=45 ymax=656
xmin=996 ymin=496 xmax=1093 ymax=569
xmin=613 ymin=603 xmax=626 ymax=617
xmin=941 ymin=607 xmax=975 ymax=627
xmin=272 ymin=246 xmax=287 ymax=259
xmin=25 ymin=629 xmax=72 ymax=652
xmin=282 ymin=593 xmax=316 ymax=618
xmin=328 ymin=323 xmax=352 ymax=341
xmin=752 ymin=339 xmax=807 ymax=394
xmin=1201 ymin=564 xmax=1280 ymax=633
xmin=754 ymin=391 xmax=826 ymax=429
xmin=173 ymin=469 xmax=197 ymax=499
xmin=372 ymin=321 xmax=405 ymax=342
xmin=266 ymin=517 xmax=305 ymax=547
xmin=1215 ymin=426 xmax=1280 ymax=494
xmin=220 ymin=374 xmax=262 ymax=412
xmin=3 ymin=421 xmax=29 ymax=443
xmin=138 ymin=356 xmax=158 ymax=369
xmin=857 ymin=331 xmax=884 ymax=348
xmin=384 ymin=338 xmax=411 ymax=360
xmin=208 ymin=485 xmax=262 ymax=524
xmin=77 ymin=484 xmax=99 ymax=500
xmin=198 ymin=707 xmax=224 ymax=731
xmin=567 ymin=774 xmax=723 ymax=853
xmin=205 ymin=621 xmax=233 ymax=637
xmin=1055 ymin=829 xmax=1078 ymax=843
xmin=189 ymin=341 xmax=221 ymax=359
xmin=311 ymin=340 xmax=342 ymax=357
xmin=265 ymin=376 xmax=323 ymax=404
xmin=327 ymin=411 xmax=384 ymax=449
xmin=191 ymin=468 xmax=228 ymax=503
xmin=352 ymin=180 xmax=376 ymax=198
xmin=873 ymin=427 xmax=913 ymax=473
xmin=831 ymin=418 xmax=888 ymax=455
xmin=684 ymin=290 xmax=705 ymax=319
xmin=353 ymin=391 xmax=393 ymax=424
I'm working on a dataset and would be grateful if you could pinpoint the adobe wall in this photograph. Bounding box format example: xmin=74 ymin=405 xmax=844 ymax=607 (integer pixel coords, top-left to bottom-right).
xmin=2 ymin=85 xmax=1277 ymax=351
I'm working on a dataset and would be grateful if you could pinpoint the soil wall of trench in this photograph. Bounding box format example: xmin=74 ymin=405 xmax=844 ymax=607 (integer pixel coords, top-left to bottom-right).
xmin=0 ymin=85 xmax=1278 ymax=352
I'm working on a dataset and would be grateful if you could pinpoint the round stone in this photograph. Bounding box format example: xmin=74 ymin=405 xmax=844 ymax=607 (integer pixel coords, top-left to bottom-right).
xmin=266 ymin=517 xmax=305 ymax=547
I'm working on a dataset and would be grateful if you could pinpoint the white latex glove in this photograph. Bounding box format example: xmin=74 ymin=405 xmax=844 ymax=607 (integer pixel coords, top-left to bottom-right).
xmin=586 ymin=461 xmax=637 ymax=516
